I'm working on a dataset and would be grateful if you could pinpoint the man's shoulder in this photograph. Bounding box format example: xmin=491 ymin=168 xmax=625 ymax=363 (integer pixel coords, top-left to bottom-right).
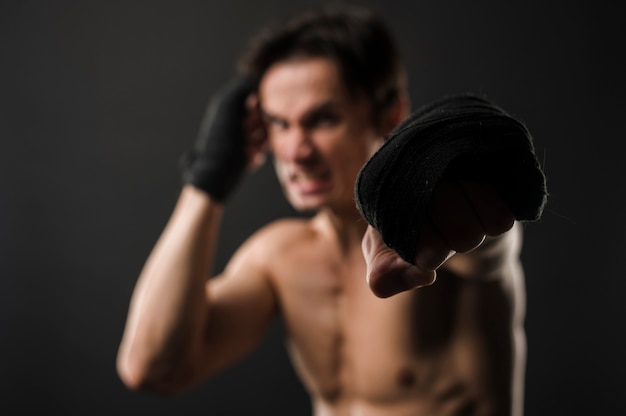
xmin=222 ymin=217 xmax=317 ymax=278
xmin=252 ymin=217 xmax=318 ymax=247
xmin=244 ymin=218 xmax=316 ymax=254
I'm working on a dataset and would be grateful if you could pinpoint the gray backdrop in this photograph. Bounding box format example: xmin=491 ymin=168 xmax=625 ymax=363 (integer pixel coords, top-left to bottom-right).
xmin=1 ymin=0 xmax=624 ymax=414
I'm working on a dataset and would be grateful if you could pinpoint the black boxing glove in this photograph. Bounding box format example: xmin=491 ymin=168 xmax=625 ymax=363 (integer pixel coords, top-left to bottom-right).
xmin=355 ymin=93 xmax=548 ymax=264
xmin=180 ymin=77 xmax=253 ymax=201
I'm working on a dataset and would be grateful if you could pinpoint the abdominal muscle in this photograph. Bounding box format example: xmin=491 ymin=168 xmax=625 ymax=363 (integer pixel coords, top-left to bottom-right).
xmin=273 ymin=253 xmax=520 ymax=416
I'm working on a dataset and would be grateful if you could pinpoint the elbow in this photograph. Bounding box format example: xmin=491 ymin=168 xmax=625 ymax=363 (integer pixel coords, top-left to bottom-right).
xmin=116 ymin=351 xmax=149 ymax=392
xmin=116 ymin=349 xmax=190 ymax=396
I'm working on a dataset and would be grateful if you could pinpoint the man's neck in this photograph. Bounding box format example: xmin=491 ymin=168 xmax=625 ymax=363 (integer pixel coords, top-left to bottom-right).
xmin=313 ymin=206 xmax=368 ymax=254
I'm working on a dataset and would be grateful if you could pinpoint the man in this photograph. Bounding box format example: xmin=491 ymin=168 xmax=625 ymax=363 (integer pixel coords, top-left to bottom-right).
xmin=116 ymin=5 xmax=546 ymax=415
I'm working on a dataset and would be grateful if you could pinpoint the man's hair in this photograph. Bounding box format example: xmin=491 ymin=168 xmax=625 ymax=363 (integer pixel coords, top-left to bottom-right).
xmin=237 ymin=4 xmax=406 ymax=119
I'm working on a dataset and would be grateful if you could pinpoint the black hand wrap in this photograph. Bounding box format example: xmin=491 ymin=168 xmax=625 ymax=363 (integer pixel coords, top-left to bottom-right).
xmin=355 ymin=94 xmax=548 ymax=264
xmin=180 ymin=78 xmax=253 ymax=201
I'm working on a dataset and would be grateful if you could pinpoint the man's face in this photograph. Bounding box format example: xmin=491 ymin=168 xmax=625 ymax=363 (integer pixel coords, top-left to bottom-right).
xmin=259 ymin=57 xmax=383 ymax=213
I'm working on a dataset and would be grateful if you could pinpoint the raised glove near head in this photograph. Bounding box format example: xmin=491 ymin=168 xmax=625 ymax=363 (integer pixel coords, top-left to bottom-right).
xmin=180 ymin=77 xmax=254 ymax=201
xmin=355 ymin=94 xmax=548 ymax=264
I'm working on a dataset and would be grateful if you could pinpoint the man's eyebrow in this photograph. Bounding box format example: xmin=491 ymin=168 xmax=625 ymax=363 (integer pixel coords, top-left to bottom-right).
xmin=305 ymin=101 xmax=338 ymax=116
xmin=260 ymin=110 xmax=285 ymax=123
xmin=301 ymin=101 xmax=341 ymax=125
xmin=261 ymin=100 xmax=340 ymax=125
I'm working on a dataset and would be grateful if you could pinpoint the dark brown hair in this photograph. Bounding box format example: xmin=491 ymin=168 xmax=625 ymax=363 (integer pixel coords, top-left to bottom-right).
xmin=237 ymin=4 xmax=406 ymax=117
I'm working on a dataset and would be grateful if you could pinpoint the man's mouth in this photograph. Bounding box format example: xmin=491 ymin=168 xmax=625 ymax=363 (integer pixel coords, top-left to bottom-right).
xmin=289 ymin=170 xmax=332 ymax=194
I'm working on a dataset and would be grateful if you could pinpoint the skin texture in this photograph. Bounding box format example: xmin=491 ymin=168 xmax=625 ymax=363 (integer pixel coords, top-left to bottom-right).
xmin=117 ymin=58 xmax=526 ymax=416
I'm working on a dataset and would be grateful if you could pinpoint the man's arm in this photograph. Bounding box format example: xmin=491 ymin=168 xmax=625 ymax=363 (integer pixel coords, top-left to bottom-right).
xmin=117 ymin=78 xmax=273 ymax=395
xmin=357 ymin=94 xmax=546 ymax=298
xmin=116 ymin=186 xmax=277 ymax=395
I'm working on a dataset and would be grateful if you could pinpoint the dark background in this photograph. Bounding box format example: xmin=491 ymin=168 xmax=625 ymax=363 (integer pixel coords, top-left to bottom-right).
xmin=1 ymin=0 xmax=624 ymax=414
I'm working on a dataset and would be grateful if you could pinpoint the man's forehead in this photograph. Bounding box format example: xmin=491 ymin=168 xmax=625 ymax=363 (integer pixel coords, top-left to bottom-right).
xmin=259 ymin=72 xmax=351 ymax=116
xmin=259 ymin=59 xmax=349 ymax=106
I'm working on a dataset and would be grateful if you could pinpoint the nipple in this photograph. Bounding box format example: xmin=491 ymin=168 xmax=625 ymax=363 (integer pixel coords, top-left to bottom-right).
xmin=396 ymin=367 xmax=416 ymax=388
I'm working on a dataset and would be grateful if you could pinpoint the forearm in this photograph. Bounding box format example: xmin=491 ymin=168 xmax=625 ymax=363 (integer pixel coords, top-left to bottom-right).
xmin=117 ymin=185 xmax=223 ymax=393
xmin=445 ymin=221 xmax=524 ymax=281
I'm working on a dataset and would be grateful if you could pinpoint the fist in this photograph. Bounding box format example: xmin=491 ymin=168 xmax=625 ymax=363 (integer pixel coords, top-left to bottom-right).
xmin=361 ymin=180 xmax=514 ymax=298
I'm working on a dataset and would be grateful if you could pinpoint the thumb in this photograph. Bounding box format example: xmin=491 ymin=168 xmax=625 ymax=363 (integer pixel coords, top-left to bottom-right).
xmin=362 ymin=226 xmax=436 ymax=298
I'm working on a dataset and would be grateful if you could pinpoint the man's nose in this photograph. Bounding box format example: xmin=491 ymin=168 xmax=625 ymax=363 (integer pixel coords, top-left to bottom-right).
xmin=283 ymin=127 xmax=315 ymax=161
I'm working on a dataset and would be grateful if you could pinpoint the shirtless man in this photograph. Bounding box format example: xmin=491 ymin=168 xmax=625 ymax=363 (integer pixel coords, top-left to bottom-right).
xmin=117 ymin=5 xmax=545 ymax=415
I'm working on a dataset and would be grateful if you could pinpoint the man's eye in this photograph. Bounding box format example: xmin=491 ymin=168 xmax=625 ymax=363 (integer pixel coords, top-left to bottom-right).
xmin=313 ymin=113 xmax=339 ymax=126
xmin=268 ymin=118 xmax=288 ymax=130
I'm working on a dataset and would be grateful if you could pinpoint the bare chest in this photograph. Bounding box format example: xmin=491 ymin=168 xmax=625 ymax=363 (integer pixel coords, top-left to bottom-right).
xmin=272 ymin=249 xmax=515 ymax=412
xmin=273 ymin=250 xmax=447 ymax=398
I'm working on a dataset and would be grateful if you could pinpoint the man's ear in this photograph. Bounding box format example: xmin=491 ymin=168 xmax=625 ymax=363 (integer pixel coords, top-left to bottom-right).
xmin=378 ymin=92 xmax=411 ymax=137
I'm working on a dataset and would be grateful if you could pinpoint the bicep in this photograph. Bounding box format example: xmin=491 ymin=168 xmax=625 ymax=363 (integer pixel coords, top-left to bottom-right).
xmin=198 ymin=240 xmax=279 ymax=377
